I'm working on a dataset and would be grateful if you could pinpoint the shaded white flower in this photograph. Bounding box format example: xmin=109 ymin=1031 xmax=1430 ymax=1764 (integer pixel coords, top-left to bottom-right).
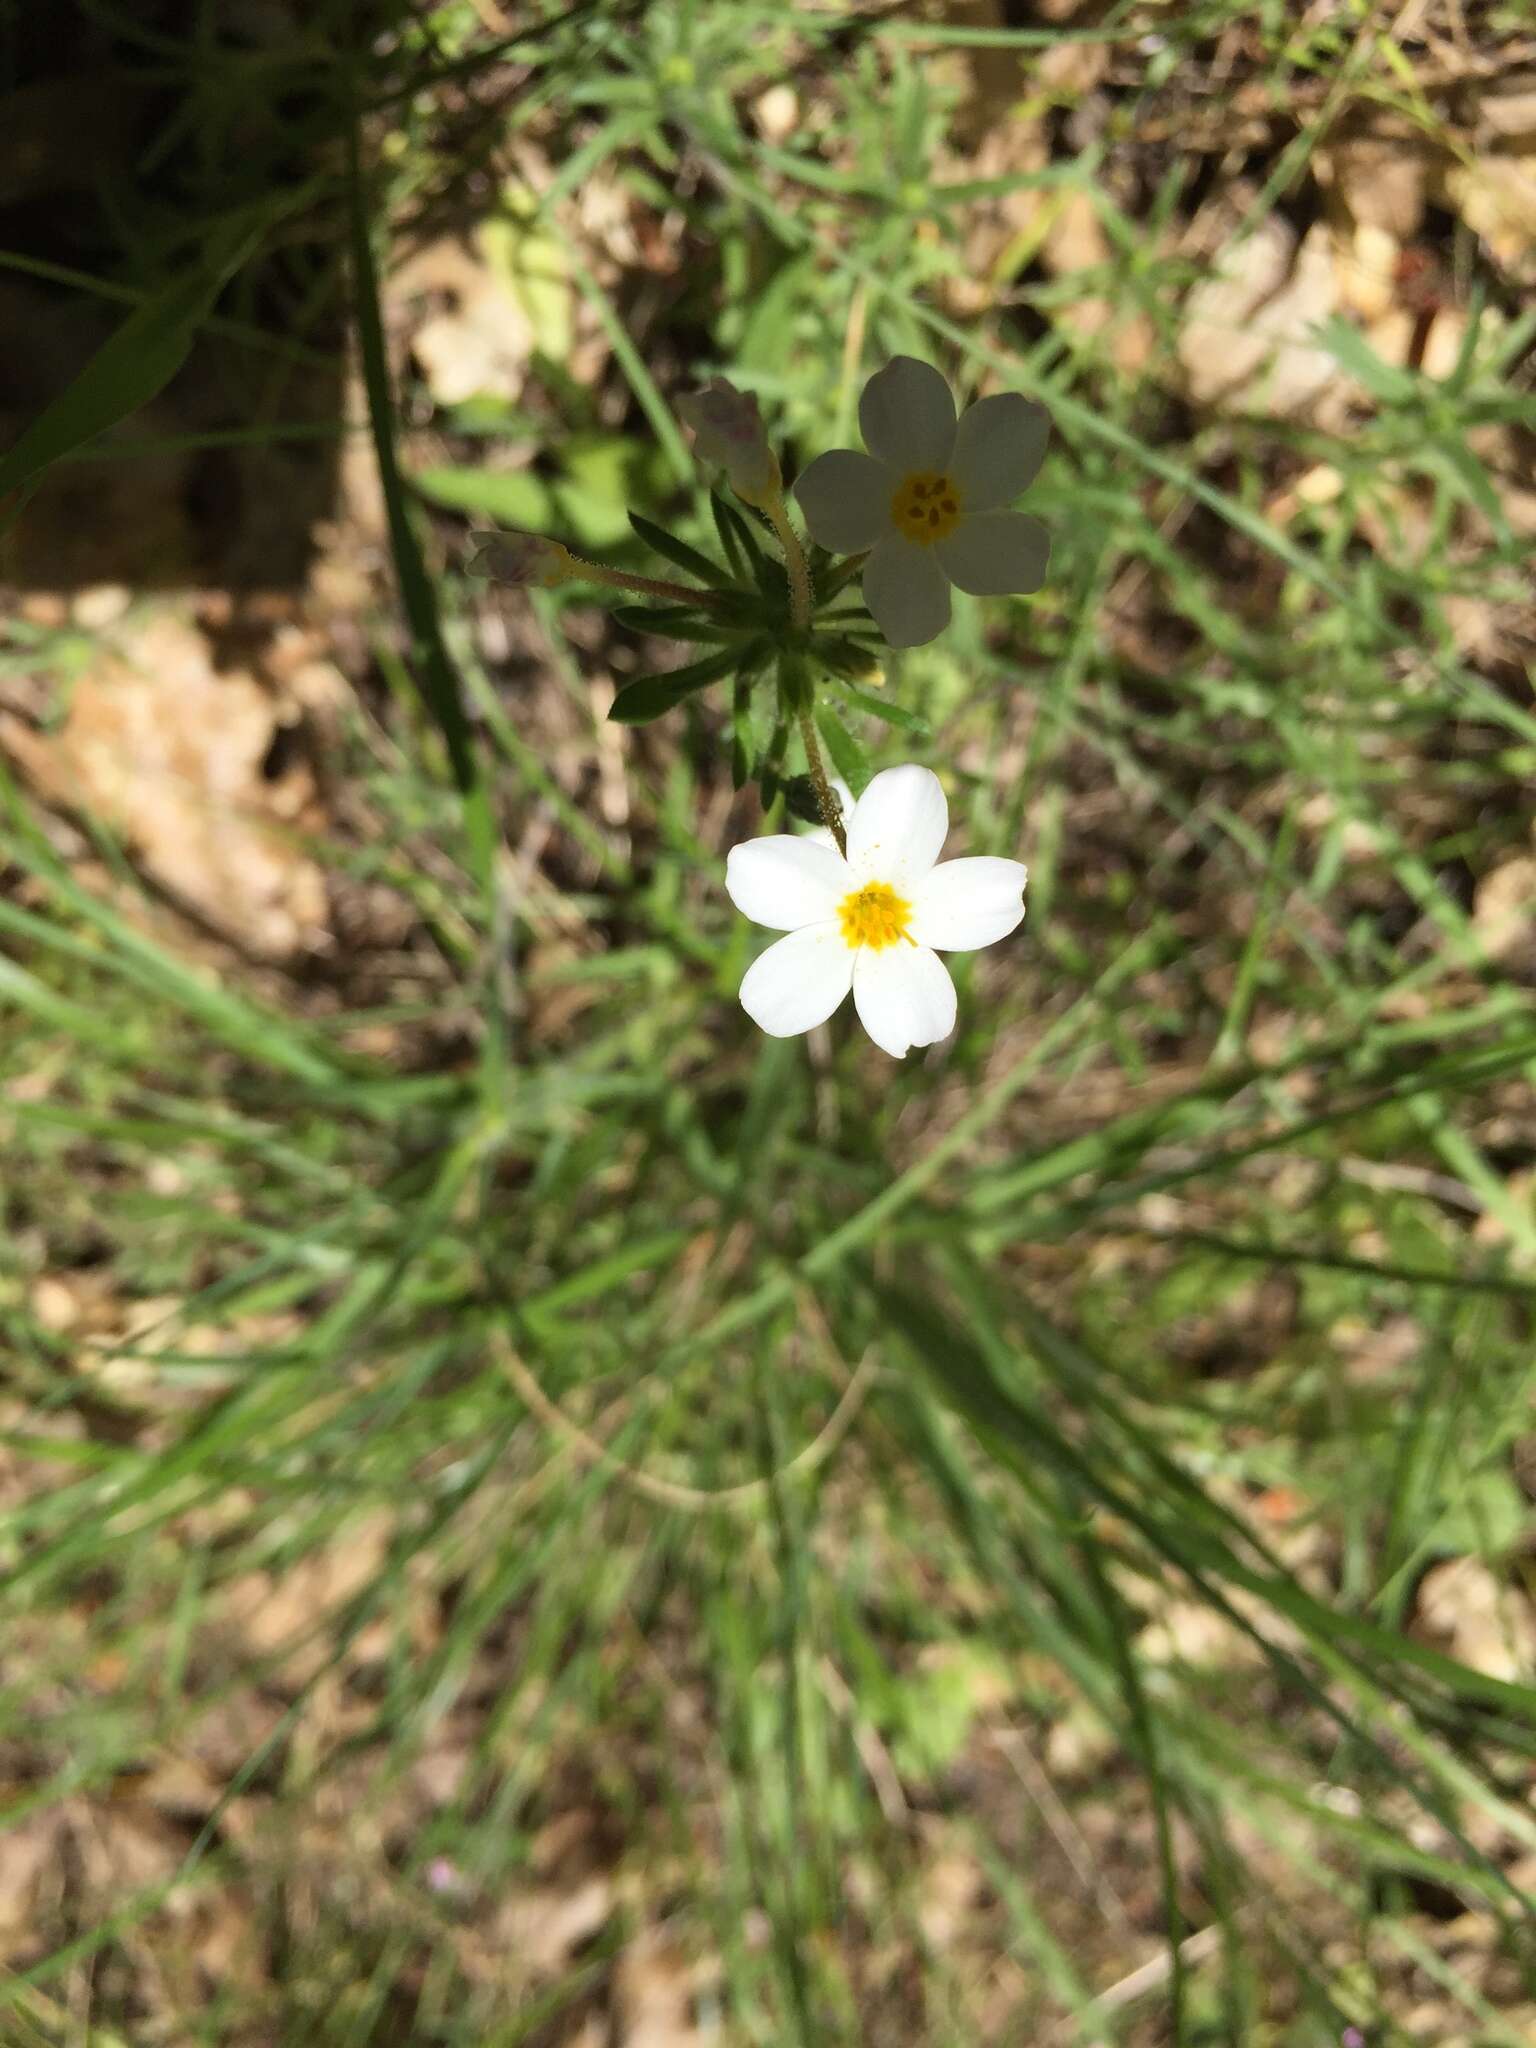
xmin=468 ymin=529 xmax=575 ymax=587
xmin=793 ymin=357 xmax=1050 ymax=648
xmin=677 ymin=375 xmax=780 ymax=507
xmin=725 ymin=765 xmax=1026 ymax=1058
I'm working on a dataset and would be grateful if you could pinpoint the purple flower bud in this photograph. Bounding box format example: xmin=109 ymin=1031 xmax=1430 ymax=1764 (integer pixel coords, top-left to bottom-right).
xmin=677 ymin=376 xmax=780 ymax=505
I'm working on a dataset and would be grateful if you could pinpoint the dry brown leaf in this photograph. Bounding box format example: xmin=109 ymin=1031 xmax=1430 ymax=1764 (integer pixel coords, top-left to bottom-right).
xmin=1332 ymin=219 xmax=1401 ymax=322
xmin=1045 ymin=1702 xmax=1117 ymax=1780
xmin=1137 ymin=1600 xmax=1266 ymax=1672
xmin=1040 ymin=191 xmax=1156 ymax=373
xmin=916 ymin=1831 xmax=986 ymax=1949
xmin=1179 ymin=216 xmax=1346 ymax=421
xmin=495 ymin=1874 xmax=613 ymax=1978
xmin=398 ymin=233 xmax=536 ymax=407
xmin=948 ymin=0 xmax=1031 ymax=151
xmin=1334 ymin=1312 xmax=1425 ymax=1385
xmin=1363 ymin=303 xmax=1469 ymax=379
xmin=412 ymin=301 xmax=527 ymax=408
xmin=611 ymin=1930 xmax=716 ymax=2047
xmin=1473 ymin=857 xmax=1536 ymax=976
xmin=0 ymin=611 xmax=327 ymax=960
xmin=1478 ymin=73 xmax=1536 ymax=145
xmin=216 ymin=1509 xmax=394 ymax=1684
xmin=934 ymin=123 xmax=1049 ymax=317
xmin=1443 ymin=154 xmax=1536 ymax=280
xmin=0 ymin=1810 xmax=68 ymax=1960
xmin=1418 ymin=1558 xmax=1536 ymax=1683
xmin=76 ymin=1803 xmax=187 ymax=1901
xmin=1318 ymin=128 xmax=1431 ymax=239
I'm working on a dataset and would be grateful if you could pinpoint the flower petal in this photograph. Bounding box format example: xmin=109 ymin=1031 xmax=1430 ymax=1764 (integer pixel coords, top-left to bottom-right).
xmin=852 ymin=945 xmax=956 ymax=1058
xmin=949 ymin=393 xmax=1049 ymax=510
xmin=845 ymin=764 xmax=948 ymax=887
xmin=934 ymin=512 xmax=1050 ymax=596
xmin=858 ymin=356 xmax=956 ymax=472
xmin=793 ymin=450 xmax=892 ymax=554
xmin=739 ymin=923 xmax=854 ymax=1038
xmin=726 ymin=836 xmax=849 ymax=931
xmin=862 ymin=535 xmax=951 ymax=649
xmin=909 ymin=857 xmax=1028 ymax=952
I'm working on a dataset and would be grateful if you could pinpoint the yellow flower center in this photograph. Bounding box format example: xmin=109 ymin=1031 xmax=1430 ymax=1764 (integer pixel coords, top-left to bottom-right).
xmin=838 ymin=880 xmax=914 ymax=952
xmin=890 ymin=470 xmax=963 ymax=546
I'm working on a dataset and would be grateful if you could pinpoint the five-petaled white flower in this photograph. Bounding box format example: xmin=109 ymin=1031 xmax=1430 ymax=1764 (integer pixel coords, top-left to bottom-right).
xmin=793 ymin=357 xmax=1050 ymax=649
xmin=725 ymin=765 xmax=1027 ymax=1058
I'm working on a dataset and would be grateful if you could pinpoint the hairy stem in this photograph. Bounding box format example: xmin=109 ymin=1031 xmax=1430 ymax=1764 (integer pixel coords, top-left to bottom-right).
xmin=764 ymin=493 xmax=813 ymax=630
xmin=761 ymin=492 xmax=840 ymax=848
xmin=567 ymin=557 xmax=724 ymax=606
xmin=799 ymin=708 xmax=846 ymax=856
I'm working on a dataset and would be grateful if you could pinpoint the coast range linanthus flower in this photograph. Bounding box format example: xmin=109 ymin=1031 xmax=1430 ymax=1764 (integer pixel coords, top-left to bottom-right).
xmin=725 ymin=765 xmax=1027 ymax=1058
xmin=794 ymin=357 xmax=1050 ymax=648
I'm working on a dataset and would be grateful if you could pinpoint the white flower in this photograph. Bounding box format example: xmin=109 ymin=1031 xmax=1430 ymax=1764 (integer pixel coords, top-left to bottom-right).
xmin=793 ymin=357 xmax=1050 ymax=648
xmin=725 ymin=765 xmax=1027 ymax=1058
xmin=468 ymin=529 xmax=575 ymax=587
xmin=676 ymin=376 xmax=780 ymax=507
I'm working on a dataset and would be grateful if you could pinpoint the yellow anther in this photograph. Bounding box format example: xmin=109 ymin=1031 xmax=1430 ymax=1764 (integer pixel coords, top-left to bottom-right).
xmin=889 ymin=470 xmax=963 ymax=546
xmin=838 ymin=880 xmax=914 ymax=951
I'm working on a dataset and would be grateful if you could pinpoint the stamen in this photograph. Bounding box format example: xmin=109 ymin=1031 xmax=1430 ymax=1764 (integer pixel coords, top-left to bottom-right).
xmin=838 ymin=880 xmax=914 ymax=952
xmin=890 ymin=470 xmax=964 ymax=547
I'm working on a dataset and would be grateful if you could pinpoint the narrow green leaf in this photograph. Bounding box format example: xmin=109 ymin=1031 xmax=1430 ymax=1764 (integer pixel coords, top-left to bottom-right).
xmin=347 ymin=124 xmax=491 ymax=877
xmin=731 ymin=669 xmax=754 ymax=789
xmin=815 ymin=634 xmax=885 ymax=681
xmin=814 ymin=704 xmax=872 ymax=796
xmin=566 ymin=253 xmax=694 ymax=484
xmin=759 ymin=709 xmax=791 ymax=806
xmin=837 ymin=683 xmax=930 ymax=736
xmin=1314 ymin=314 xmax=1417 ymax=404
xmin=0 ymin=216 xmax=257 ymax=502
xmin=608 ymin=605 xmax=737 ymax=644
xmin=1075 ymin=1522 xmax=1188 ymax=2033
xmin=628 ymin=511 xmax=729 ymax=587
xmin=520 ymin=1230 xmax=690 ymax=1333
xmin=611 ymin=592 xmax=759 ymax=632
xmin=608 ymin=644 xmax=741 ymax=723
xmin=711 ymin=490 xmax=760 ymax=578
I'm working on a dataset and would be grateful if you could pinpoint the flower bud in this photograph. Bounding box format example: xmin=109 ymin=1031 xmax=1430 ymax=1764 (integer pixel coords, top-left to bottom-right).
xmin=676 ymin=376 xmax=780 ymax=508
xmin=467 ymin=530 xmax=575 ymax=588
